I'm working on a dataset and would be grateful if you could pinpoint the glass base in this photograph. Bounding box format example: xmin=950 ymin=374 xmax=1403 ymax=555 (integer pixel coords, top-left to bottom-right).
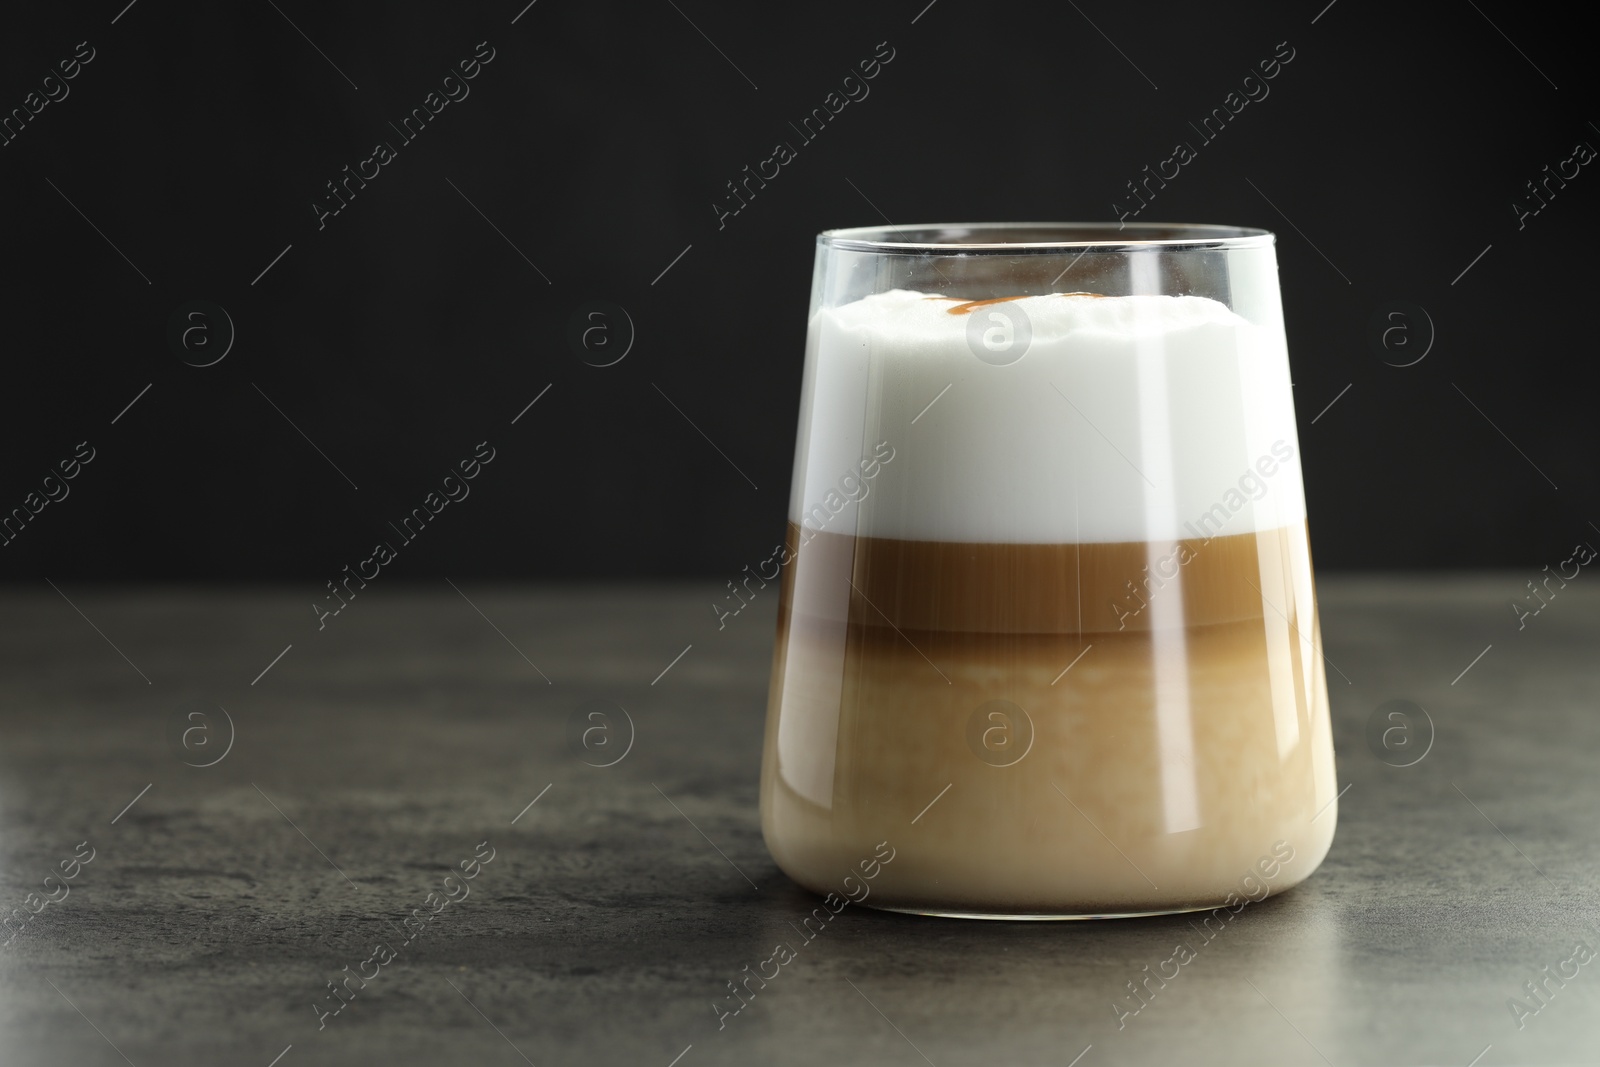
xmin=865 ymin=900 xmax=1226 ymax=921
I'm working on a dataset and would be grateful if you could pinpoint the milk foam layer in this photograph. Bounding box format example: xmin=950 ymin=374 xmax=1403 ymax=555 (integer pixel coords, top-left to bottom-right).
xmin=790 ymin=289 xmax=1306 ymax=544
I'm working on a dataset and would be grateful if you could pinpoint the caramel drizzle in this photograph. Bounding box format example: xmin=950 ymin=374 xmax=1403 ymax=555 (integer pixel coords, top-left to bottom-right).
xmin=934 ymin=292 xmax=1108 ymax=315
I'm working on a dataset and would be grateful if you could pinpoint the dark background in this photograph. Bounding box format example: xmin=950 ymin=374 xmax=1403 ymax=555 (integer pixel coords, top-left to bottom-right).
xmin=1 ymin=0 xmax=1592 ymax=582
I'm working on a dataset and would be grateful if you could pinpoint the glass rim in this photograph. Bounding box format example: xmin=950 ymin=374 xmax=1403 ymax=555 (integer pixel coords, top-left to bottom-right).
xmin=818 ymin=222 xmax=1275 ymax=254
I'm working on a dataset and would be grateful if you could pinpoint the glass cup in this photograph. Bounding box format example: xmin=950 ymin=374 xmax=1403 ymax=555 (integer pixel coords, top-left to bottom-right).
xmin=760 ymin=223 xmax=1338 ymax=918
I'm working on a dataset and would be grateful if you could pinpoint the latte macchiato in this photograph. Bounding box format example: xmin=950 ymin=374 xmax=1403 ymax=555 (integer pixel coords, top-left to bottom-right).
xmin=761 ymin=287 xmax=1337 ymax=916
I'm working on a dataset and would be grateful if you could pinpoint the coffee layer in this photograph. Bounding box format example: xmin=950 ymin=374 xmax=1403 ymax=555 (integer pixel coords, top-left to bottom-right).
xmin=782 ymin=523 xmax=1315 ymax=634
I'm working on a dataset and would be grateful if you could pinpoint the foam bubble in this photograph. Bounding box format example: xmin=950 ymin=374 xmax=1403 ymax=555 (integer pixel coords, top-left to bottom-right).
xmin=789 ymin=289 xmax=1306 ymax=544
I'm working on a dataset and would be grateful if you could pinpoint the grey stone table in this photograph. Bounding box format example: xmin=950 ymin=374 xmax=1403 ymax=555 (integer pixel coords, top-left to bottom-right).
xmin=0 ymin=577 xmax=1596 ymax=1067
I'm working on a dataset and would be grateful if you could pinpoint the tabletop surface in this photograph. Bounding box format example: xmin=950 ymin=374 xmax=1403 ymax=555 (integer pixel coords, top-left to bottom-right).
xmin=0 ymin=576 xmax=1595 ymax=1067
